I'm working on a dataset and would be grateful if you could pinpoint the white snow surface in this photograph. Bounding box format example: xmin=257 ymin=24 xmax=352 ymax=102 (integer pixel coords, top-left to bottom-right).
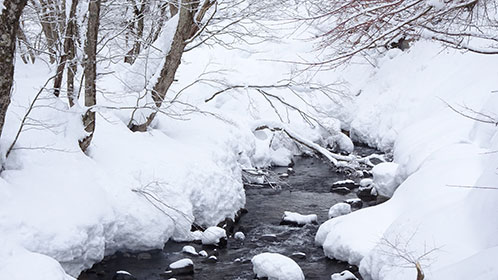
xmin=251 ymin=253 xmax=305 ymax=280
xmin=371 ymin=162 xmax=399 ymax=197
xmin=316 ymin=40 xmax=498 ymax=280
xmin=282 ymin=211 xmax=318 ymax=225
xmin=169 ymin=258 xmax=193 ymax=269
xmin=182 ymin=246 xmax=197 ymax=255
xmin=328 ymin=203 xmax=352 ymax=219
xmin=331 ymin=270 xmax=358 ymax=280
xmin=201 ymin=227 xmax=227 ymax=245
xmin=0 ymin=14 xmax=352 ymax=278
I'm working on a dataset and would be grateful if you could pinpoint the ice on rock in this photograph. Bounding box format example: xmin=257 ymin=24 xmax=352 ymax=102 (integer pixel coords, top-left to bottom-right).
xmin=182 ymin=245 xmax=197 ymax=255
xmin=281 ymin=211 xmax=318 ymax=226
xmin=328 ymin=203 xmax=352 ymax=219
xmin=331 ymin=270 xmax=358 ymax=280
xmin=201 ymin=227 xmax=226 ymax=245
xmin=252 ymin=253 xmax=305 ymax=280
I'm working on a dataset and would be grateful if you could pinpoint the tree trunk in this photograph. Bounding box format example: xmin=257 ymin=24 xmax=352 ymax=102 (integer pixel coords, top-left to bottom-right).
xmin=79 ymin=0 xmax=100 ymax=152
xmin=415 ymin=262 xmax=424 ymax=280
xmin=124 ymin=0 xmax=146 ymax=64
xmin=53 ymin=0 xmax=79 ymax=98
xmin=129 ymin=0 xmax=214 ymax=132
xmin=0 ymin=0 xmax=28 ymax=142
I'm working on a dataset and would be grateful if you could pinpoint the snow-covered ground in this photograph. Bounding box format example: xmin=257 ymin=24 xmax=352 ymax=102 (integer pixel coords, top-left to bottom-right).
xmin=316 ymin=41 xmax=498 ymax=280
xmin=0 ymin=17 xmax=346 ymax=279
xmin=1 ymin=5 xmax=497 ymax=280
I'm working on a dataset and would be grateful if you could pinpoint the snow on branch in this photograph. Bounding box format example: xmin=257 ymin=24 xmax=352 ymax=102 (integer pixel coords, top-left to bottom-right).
xmin=253 ymin=121 xmax=385 ymax=167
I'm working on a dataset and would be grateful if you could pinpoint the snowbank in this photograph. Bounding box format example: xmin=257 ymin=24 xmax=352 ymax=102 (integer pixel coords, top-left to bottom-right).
xmin=0 ymin=15 xmax=350 ymax=279
xmin=316 ymin=40 xmax=498 ymax=280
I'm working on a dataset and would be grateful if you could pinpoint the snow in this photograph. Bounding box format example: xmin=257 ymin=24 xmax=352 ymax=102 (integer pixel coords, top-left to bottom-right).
xmin=169 ymin=258 xmax=193 ymax=269
xmin=332 ymin=179 xmax=355 ymax=186
xmin=198 ymin=250 xmax=208 ymax=257
xmin=115 ymin=271 xmax=132 ymax=275
xmin=359 ymin=179 xmax=373 ymax=187
xmin=251 ymin=253 xmax=305 ymax=280
xmin=234 ymin=231 xmax=246 ymax=241
xmin=316 ymin=40 xmax=498 ymax=280
xmin=2 ymin=2 xmax=498 ymax=279
xmin=282 ymin=211 xmax=318 ymax=225
xmin=201 ymin=227 xmax=226 ymax=245
xmin=371 ymin=162 xmax=399 ymax=197
xmin=331 ymin=270 xmax=358 ymax=280
xmin=328 ymin=203 xmax=352 ymax=219
xmin=181 ymin=246 xmax=197 ymax=255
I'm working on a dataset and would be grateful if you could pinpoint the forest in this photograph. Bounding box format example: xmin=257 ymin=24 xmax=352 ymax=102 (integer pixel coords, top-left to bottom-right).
xmin=0 ymin=0 xmax=497 ymax=279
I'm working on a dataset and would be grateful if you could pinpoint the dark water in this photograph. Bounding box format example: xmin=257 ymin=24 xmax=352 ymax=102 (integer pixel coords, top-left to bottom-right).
xmin=79 ymin=146 xmax=379 ymax=280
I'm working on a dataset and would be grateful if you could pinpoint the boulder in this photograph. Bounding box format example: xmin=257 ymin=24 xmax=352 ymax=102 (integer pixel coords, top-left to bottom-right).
xmin=252 ymin=253 xmax=305 ymax=280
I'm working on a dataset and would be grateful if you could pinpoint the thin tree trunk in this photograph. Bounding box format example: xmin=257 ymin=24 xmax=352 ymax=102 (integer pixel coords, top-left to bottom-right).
xmin=79 ymin=0 xmax=100 ymax=152
xmin=0 ymin=0 xmax=28 ymax=143
xmin=124 ymin=0 xmax=146 ymax=64
xmin=130 ymin=0 xmax=215 ymax=132
xmin=53 ymin=0 xmax=79 ymax=97
xmin=415 ymin=262 xmax=424 ymax=280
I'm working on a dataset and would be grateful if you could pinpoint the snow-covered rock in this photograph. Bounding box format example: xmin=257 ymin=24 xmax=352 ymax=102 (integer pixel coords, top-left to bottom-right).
xmin=112 ymin=270 xmax=137 ymax=280
xmin=372 ymin=162 xmax=399 ymax=197
xmin=234 ymin=232 xmax=246 ymax=241
xmin=169 ymin=258 xmax=193 ymax=270
xmin=181 ymin=246 xmax=197 ymax=256
xmin=332 ymin=179 xmax=358 ymax=189
xmin=328 ymin=203 xmax=352 ymax=219
xmin=359 ymin=178 xmax=373 ymax=187
xmin=201 ymin=227 xmax=227 ymax=245
xmin=344 ymin=198 xmax=363 ymax=209
xmin=331 ymin=270 xmax=358 ymax=280
xmin=280 ymin=211 xmax=318 ymax=226
xmin=164 ymin=258 xmax=194 ymax=277
xmin=251 ymin=253 xmax=305 ymax=280
xmin=198 ymin=250 xmax=208 ymax=257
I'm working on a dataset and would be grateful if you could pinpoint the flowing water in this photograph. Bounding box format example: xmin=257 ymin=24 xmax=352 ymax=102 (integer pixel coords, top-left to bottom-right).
xmin=79 ymin=146 xmax=380 ymax=280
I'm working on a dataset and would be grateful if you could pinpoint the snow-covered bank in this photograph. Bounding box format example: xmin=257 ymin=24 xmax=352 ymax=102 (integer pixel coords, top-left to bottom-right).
xmin=317 ymin=41 xmax=498 ymax=280
xmin=0 ymin=20 xmax=348 ymax=278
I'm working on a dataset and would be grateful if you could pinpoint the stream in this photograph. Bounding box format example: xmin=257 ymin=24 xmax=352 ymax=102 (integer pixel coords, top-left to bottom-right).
xmin=79 ymin=145 xmax=381 ymax=280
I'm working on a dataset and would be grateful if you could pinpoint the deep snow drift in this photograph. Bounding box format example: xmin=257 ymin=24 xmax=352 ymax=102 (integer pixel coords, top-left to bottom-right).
xmin=316 ymin=41 xmax=498 ymax=280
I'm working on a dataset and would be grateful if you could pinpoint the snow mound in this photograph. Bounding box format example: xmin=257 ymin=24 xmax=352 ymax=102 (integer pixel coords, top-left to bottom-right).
xmin=201 ymin=227 xmax=226 ymax=245
xmin=251 ymin=253 xmax=305 ymax=280
xmin=328 ymin=203 xmax=352 ymax=219
xmin=371 ymin=162 xmax=399 ymax=197
xmin=169 ymin=258 xmax=193 ymax=269
xmin=281 ymin=211 xmax=318 ymax=226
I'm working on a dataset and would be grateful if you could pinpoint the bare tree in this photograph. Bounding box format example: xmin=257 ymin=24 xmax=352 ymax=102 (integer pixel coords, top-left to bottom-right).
xmin=0 ymin=0 xmax=29 ymax=151
xmin=79 ymin=0 xmax=101 ymax=152
xmin=53 ymin=0 xmax=79 ymax=99
xmin=129 ymin=0 xmax=216 ymax=131
xmin=300 ymin=0 xmax=498 ymax=67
